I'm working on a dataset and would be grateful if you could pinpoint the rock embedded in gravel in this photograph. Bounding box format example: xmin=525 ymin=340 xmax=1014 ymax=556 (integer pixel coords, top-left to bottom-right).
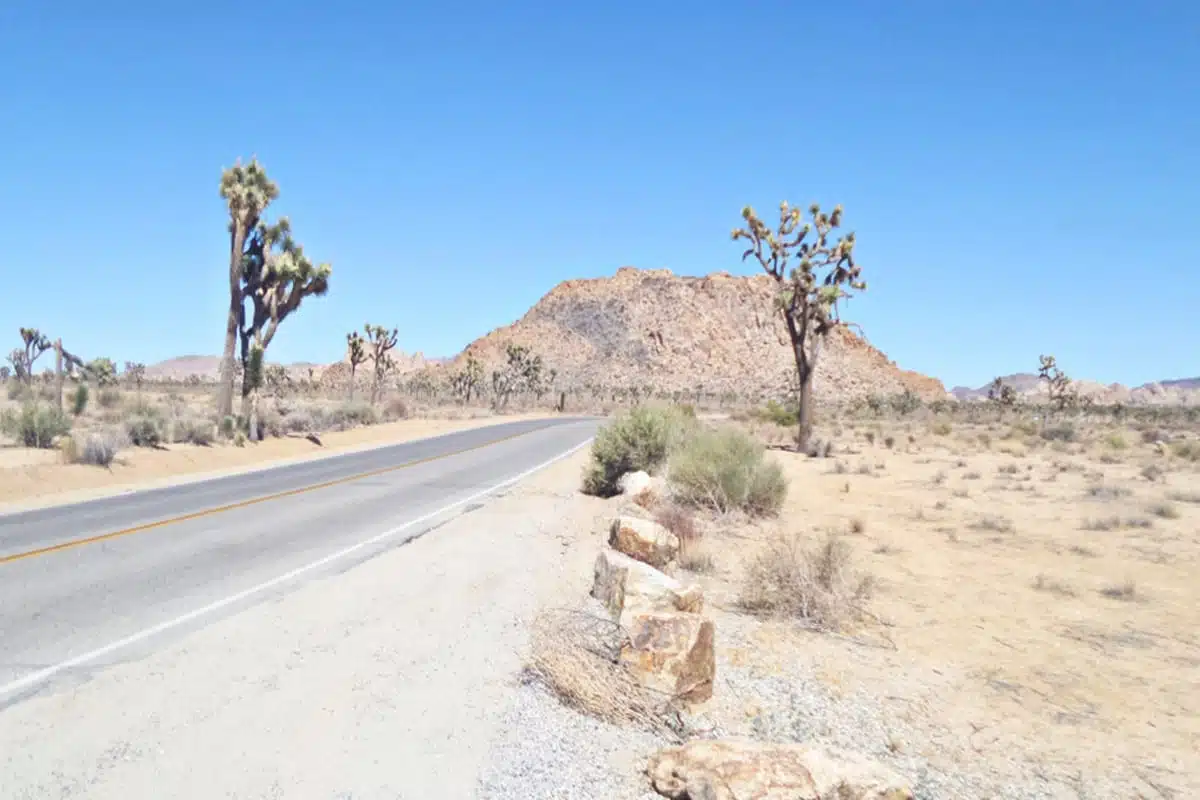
xmin=646 ymin=737 xmax=915 ymax=800
xmin=619 ymin=611 xmax=715 ymax=704
xmin=610 ymin=516 xmax=679 ymax=569
xmin=592 ymin=548 xmax=704 ymax=623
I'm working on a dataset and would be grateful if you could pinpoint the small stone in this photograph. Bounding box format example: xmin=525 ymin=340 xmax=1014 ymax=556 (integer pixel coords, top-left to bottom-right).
xmin=609 ymin=516 xmax=679 ymax=569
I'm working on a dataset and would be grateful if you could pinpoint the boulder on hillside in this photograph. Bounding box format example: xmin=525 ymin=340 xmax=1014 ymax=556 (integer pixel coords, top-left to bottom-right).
xmin=647 ymin=738 xmax=914 ymax=800
xmin=592 ymin=548 xmax=704 ymax=623
xmin=610 ymin=516 xmax=679 ymax=569
xmin=619 ymin=611 xmax=714 ymax=704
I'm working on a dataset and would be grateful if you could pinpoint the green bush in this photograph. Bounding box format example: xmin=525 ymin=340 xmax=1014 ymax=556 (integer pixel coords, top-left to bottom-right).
xmin=1 ymin=402 xmax=72 ymax=448
xmin=668 ymin=425 xmax=787 ymax=516
xmin=97 ymin=388 xmax=123 ymax=408
xmin=125 ymin=413 xmax=163 ymax=447
xmin=329 ymin=402 xmax=379 ymax=430
xmin=1040 ymin=423 xmax=1077 ymax=442
xmin=753 ymin=399 xmax=799 ymax=427
xmin=71 ymin=383 xmax=90 ymax=416
xmin=75 ymin=428 xmax=126 ymax=466
xmin=6 ymin=381 xmax=27 ymax=401
xmin=581 ymin=405 xmax=695 ymax=497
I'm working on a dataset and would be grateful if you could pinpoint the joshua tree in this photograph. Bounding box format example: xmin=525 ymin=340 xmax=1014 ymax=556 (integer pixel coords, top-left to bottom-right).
xmin=1037 ymin=355 xmax=1078 ymax=412
xmin=346 ymin=331 xmax=367 ymax=401
xmin=8 ymin=328 xmax=51 ymax=385
xmin=987 ymin=377 xmax=1018 ymax=408
xmin=51 ymin=339 xmax=84 ymax=412
xmin=364 ymin=324 xmax=399 ymax=405
xmin=733 ymin=201 xmax=864 ymax=451
xmin=450 ymin=354 xmax=485 ymax=404
xmin=230 ymin=178 xmax=331 ymax=439
xmin=0 ymin=366 xmax=9 ymax=382
xmin=124 ymin=361 xmax=146 ymax=402
xmin=85 ymin=357 xmax=118 ymax=387
xmin=491 ymin=344 xmax=544 ymax=410
xmin=217 ymin=158 xmax=279 ymax=418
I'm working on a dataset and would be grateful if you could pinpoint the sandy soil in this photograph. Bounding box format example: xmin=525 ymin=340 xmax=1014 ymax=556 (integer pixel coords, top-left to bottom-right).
xmin=675 ymin=418 xmax=1200 ymax=797
xmin=0 ymin=449 xmax=598 ymax=799
xmin=0 ymin=413 xmax=555 ymax=512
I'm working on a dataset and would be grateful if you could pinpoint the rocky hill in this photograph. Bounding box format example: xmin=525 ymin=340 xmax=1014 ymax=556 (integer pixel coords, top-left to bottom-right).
xmin=451 ymin=267 xmax=945 ymax=402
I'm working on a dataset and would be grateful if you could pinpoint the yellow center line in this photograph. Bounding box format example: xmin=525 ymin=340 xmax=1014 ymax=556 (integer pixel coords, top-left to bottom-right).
xmin=0 ymin=422 xmax=559 ymax=566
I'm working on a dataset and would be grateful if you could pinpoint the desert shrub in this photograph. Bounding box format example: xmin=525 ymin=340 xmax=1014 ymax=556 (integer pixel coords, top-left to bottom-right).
xmin=1 ymin=402 xmax=71 ymax=448
xmin=257 ymin=407 xmax=283 ymax=438
xmin=1171 ymin=441 xmax=1200 ymax=461
xmin=739 ymin=531 xmax=872 ymax=630
xmin=219 ymin=415 xmax=237 ymax=438
xmin=169 ymin=417 xmax=213 ymax=445
xmin=6 ymin=381 xmax=26 ymax=401
xmin=125 ymin=413 xmax=162 ymax=447
xmin=384 ymin=396 xmax=410 ymax=420
xmin=281 ymin=408 xmax=316 ymax=433
xmin=654 ymin=502 xmax=711 ymax=571
xmin=70 ymin=384 xmax=89 ymax=416
xmin=581 ymin=405 xmax=695 ymax=497
xmin=1041 ymin=423 xmax=1077 ymax=442
xmin=1105 ymin=432 xmax=1128 ymax=450
xmin=329 ymin=402 xmax=379 ymax=430
xmin=754 ymin=399 xmax=799 ymax=427
xmin=668 ymin=425 xmax=786 ymax=516
xmin=96 ymin=388 xmax=123 ymax=409
xmin=75 ymin=428 xmax=127 ymax=466
xmin=931 ymin=421 xmax=952 ymax=436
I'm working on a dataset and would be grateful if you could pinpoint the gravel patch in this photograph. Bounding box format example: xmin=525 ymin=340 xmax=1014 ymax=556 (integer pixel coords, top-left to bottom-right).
xmin=477 ymin=683 xmax=664 ymax=800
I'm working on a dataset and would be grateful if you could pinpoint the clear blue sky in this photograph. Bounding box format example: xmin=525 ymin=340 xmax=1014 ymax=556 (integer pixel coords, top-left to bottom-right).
xmin=1 ymin=1 xmax=1195 ymax=388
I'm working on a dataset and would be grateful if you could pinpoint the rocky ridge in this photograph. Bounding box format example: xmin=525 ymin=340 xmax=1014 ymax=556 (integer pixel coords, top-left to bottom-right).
xmin=453 ymin=267 xmax=945 ymax=403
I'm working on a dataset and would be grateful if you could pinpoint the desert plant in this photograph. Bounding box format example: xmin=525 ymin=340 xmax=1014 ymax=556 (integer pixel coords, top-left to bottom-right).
xmin=492 ymin=344 xmax=545 ymax=410
xmin=70 ymin=383 xmax=89 ymax=416
xmin=346 ymin=331 xmax=367 ymax=401
xmin=364 ymin=324 xmax=399 ymax=405
xmin=450 ymin=354 xmax=485 ymax=404
xmin=85 ymin=357 xmax=118 ymax=387
xmin=581 ymin=405 xmax=694 ymax=497
xmin=219 ymin=158 xmax=331 ymax=429
xmin=384 ymin=395 xmax=409 ymax=420
xmin=125 ymin=412 xmax=163 ymax=447
xmin=330 ymin=401 xmax=379 ymax=430
xmin=123 ymin=361 xmax=146 ymax=402
xmin=7 ymin=328 xmax=51 ymax=385
xmin=739 ymin=531 xmax=872 ymax=630
xmin=74 ymin=428 xmax=127 ymax=466
xmin=1038 ymin=355 xmax=1079 ymax=412
xmin=732 ymin=201 xmax=864 ymax=451
xmin=668 ymin=425 xmax=787 ymax=516
xmin=987 ymin=377 xmax=1018 ymax=408
xmin=1 ymin=402 xmax=71 ymax=448
xmin=97 ymin=388 xmax=122 ymax=408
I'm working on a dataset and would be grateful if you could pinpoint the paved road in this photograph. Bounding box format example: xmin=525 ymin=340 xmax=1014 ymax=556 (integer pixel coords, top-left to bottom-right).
xmin=0 ymin=416 xmax=597 ymax=705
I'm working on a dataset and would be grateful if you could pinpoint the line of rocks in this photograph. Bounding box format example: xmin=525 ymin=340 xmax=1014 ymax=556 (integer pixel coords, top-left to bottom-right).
xmin=586 ymin=472 xmax=916 ymax=800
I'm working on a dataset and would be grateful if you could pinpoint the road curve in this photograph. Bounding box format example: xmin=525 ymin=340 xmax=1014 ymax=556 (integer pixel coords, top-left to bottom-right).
xmin=0 ymin=416 xmax=598 ymax=704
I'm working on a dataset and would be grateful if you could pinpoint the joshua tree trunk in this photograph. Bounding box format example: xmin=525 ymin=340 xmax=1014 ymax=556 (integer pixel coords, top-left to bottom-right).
xmin=787 ymin=319 xmax=818 ymax=453
xmin=54 ymin=340 xmax=64 ymax=413
xmin=348 ymin=365 xmax=357 ymax=401
xmin=217 ymin=225 xmax=248 ymax=419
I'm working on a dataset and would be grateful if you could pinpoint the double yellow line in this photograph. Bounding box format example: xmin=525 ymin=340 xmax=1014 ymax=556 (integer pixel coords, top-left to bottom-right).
xmin=0 ymin=423 xmax=551 ymax=566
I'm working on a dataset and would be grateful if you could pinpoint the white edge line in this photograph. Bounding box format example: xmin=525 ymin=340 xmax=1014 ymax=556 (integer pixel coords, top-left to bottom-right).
xmin=0 ymin=436 xmax=594 ymax=702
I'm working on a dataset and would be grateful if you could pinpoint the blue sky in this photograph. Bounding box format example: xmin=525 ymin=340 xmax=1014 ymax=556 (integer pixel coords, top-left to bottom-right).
xmin=0 ymin=1 xmax=1195 ymax=388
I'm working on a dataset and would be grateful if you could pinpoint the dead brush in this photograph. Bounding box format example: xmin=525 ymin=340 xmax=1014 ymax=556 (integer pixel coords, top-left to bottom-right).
xmin=523 ymin=609 xmax=684 ymax=739
xmin=738 ymin=531 xmax=873 ymax=631
xmin=654 ymin=503 xmax=713 ymax=572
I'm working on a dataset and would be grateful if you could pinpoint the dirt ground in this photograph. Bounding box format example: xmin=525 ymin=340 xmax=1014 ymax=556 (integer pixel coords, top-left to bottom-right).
xmin=668 ymin=416 xmax=1200 ymax=797
xmin=0 ymin=411 xmax=556 ymax=511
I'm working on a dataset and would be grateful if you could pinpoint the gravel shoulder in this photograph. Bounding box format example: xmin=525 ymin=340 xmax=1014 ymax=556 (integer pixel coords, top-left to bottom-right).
xmin=0 ymin=447 xmax=618 ymax=800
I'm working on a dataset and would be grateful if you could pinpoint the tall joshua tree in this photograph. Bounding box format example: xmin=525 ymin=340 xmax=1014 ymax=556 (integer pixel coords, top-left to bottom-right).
xmin=733 ymin=201 xmax=865 ymax=451
xmin=364 ymin=324 xmax=399 ymax=405
xmin=346 ymin=330 xmax=367 ymax=402
xmin=217 ymin=158 xmax=279 ymax=418
xmin=8 ymin=327 xmax=51 ymax=385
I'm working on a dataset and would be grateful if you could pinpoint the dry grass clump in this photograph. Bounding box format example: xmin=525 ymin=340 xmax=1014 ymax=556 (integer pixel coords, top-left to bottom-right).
xmin=738 ymin=531 xmax=872 ymax=631
xmin=654 ymin=503 xmax=713 ymax=572
xmin=523 ymin=609 xmax=681 ymax=738
xmin=1032 ymin=573 xmax=1076 ymax=597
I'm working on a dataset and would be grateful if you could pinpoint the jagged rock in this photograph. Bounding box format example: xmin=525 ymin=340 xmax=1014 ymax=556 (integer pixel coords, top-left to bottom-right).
xmin=609 ymin=516 xmax=679 ymax=569
xmin=619 ymin=611 xmax=714 ymax=703
xmin=646 ymin=738 xmax=914 ymax=800
xmin=592 ymin=548 xmax=704 ymax=623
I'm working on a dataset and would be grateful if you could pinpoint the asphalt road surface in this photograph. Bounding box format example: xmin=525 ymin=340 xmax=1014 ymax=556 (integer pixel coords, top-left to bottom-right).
xmin=0 ymin=416 xmax=598 ymax=705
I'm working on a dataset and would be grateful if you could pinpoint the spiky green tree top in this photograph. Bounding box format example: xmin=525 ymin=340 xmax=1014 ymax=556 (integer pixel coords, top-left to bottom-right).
xmin=220 ymin=158 xmax=279 ymax=234
xmin=240 ymin=217 xmax=332 ymax=350
xmin=124 ymin=361 xmax=146 ymax=386
xmin=85 ymin=357 xmax=118 ymax=387
xmin=347 ymin=331 xmax=367 ymax=369
xmin=1037 ymin=355 xmax=1078 ymax=411
xmin=987 ymin=377 xmax=1018 ymax=407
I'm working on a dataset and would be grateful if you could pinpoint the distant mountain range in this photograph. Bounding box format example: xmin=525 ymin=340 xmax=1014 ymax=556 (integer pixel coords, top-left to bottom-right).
xmin=951 ymin=374 xmax=1200 ymax=404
